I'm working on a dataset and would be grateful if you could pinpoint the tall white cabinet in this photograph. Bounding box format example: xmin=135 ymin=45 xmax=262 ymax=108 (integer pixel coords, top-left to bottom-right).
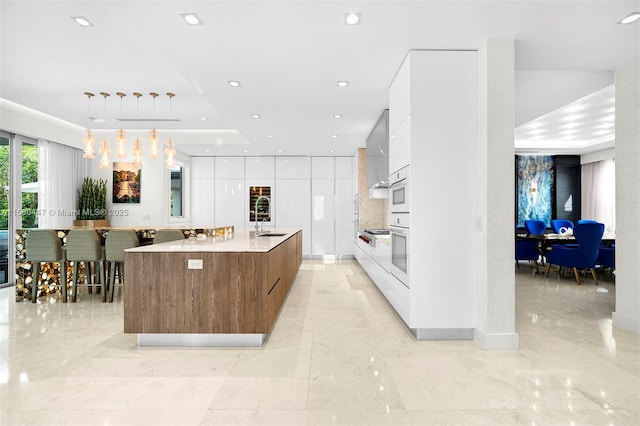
xmin=191 ymin=157 xmax=215 ymax=226
xmin=275 ymin=157 xmax=311 ymax=255
xmin=214 ymin=157 xmax=245 ymax=231
xmin=385 ymin=50 xmax=478 ymax=339
xmin=190 ymin=156 xmax=353 ymax=257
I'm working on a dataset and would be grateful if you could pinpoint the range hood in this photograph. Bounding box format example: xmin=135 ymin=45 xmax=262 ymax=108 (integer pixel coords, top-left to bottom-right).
xmin=366 ymin=109 xmax=389 ymax=198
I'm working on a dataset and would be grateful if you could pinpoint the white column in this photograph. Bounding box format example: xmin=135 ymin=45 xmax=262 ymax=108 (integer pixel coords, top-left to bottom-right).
xmin=475 ymin=40 xmax=519 ymax=350
xmin=613 ymin=58 xmax=640 ymax=335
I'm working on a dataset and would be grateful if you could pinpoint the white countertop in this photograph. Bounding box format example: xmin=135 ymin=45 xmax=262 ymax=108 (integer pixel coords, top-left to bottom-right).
xmin=125 ymin=229 xmax=300 ymax=253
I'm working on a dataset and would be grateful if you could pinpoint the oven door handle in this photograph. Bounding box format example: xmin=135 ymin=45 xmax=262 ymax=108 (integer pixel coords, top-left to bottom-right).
xmin=389 ymin=178 xmax=407 ymax=188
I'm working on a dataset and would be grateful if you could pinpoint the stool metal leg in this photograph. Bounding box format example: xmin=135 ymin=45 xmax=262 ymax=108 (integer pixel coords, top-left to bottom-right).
xmin=71 ymin=262 xmax=79 ymax=302
xmin=31 ymin=261 xmax=40 ymax=303
xmin=60 ymin=261 xmax=67 ymax=303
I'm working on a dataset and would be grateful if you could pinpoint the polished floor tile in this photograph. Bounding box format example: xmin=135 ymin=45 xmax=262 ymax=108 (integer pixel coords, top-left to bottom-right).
xmin=1 ymin=260 xmax=639 ymax=425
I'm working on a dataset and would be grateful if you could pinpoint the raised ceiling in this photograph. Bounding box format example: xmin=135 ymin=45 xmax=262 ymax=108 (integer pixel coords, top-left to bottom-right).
xmin=1 ymin=1 xmax=638 ymax=157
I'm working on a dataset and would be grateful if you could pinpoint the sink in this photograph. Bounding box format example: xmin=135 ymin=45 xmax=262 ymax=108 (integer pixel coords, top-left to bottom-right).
xmin=257 ymin=233 xmax=288 ymax=237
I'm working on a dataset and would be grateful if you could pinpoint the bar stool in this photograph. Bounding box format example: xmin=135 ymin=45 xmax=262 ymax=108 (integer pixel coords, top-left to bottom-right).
xmin=153 ymin=229 xmax=185 ymax=244
xmin=105 ymin=230 xmax=139 ymax=303
xmin=66 ymin=229 xmax=105 ymax=302
xmin=25 ymin=230 xmax=67 ymax=303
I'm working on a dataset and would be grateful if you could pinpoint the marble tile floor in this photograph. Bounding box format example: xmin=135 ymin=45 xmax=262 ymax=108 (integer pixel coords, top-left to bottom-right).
xmin=0 ymin=260 xmax=639 ymax=425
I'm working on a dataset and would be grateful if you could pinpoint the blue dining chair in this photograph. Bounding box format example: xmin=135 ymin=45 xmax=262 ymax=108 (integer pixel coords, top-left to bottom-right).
xmin=577 ymin=219 xmax=599 ymax=225
xmin=524 ymin=219 xmax=546 ymax=235
xmin=545 ymin=222 xmax=604 ymax=285
xmin=597 ymin=244 xmax=615 ymax=275
xmin=550 ymin=219 xmax=574 ymax=234
xmin=516 ymin=238 xmax=540 ymax=272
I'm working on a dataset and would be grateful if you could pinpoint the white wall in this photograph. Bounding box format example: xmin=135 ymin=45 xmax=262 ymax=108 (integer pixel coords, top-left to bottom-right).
xmin=89 ymin=148 xmax=192 ymax=227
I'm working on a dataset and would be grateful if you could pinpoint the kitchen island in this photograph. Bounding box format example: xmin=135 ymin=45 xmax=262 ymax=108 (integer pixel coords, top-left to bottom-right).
xmin=124 ymin=229 xmax=302 ymax=346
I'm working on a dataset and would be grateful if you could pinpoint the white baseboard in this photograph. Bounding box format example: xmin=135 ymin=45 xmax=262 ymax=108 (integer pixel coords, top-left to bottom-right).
xmin=612 ymin=312 xmax=640 ymax=335
xmin=473 ymin=328 xmax=519 ymax=350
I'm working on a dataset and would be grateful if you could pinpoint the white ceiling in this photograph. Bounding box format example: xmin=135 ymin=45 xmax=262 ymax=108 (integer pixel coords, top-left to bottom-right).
xmin=1 ymin=1 xmax=638 ymax=157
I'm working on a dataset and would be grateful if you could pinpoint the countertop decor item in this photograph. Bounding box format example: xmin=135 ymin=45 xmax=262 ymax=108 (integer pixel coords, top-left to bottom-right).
xmin=74 ymin=177 xmax=109 ymax=227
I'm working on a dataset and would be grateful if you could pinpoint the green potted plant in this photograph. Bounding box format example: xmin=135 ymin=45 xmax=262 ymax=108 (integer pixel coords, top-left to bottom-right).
xmin=74 ymin=177 xmax=109 ymax=227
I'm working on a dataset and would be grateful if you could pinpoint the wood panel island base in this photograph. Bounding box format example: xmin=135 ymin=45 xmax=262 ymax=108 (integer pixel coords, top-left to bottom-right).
xmin=124 ymin=230 xmax=302 ymax=347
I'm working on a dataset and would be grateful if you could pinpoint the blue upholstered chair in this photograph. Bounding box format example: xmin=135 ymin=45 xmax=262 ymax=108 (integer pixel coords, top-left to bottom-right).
xmin=577 ymin=219 xmax=599 ymax=225
xmin=597 ymin=244 xmax=615 ymax=273
xmin=551 ymin=219 xmax=574 ymax=234
xmin=524 ymin=219 xmax=546 ymax=235
xmin=516 ymin=239 xmax=540 ymax=272
xmin=545 ymin=222 xmax=605 ymax=285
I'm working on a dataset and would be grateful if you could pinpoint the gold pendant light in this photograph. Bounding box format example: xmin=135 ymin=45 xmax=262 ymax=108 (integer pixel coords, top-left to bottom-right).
xmin=165 ymin=92 xmax=176 ymax=169
xmin=132 ymin=92 xmax=143 ymax=166
xmin=98 ymin=92 xmax=111 ymax=169
xmin=82 ymin=92 xmax=96 ymax=159
xmin=148 ymin=92 xmax=160 ymax=158
xmin=115 ymin=92 xmax=127 ymax=158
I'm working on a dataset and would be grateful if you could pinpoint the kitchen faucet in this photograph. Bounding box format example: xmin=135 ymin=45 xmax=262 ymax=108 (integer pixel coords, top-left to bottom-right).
xmin=254 ymin=195 xmax=271 ymax=235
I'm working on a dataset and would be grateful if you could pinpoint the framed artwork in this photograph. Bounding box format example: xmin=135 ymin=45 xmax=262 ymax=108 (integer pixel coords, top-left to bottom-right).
xmin=113 ymin=162 xmax=141 ymax=204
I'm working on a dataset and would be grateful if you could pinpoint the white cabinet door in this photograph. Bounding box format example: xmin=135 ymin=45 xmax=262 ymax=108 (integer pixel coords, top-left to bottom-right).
xmin=335 ymin=157 xmax=352 ymax=179
xmin=389 ymin=54 xmax=411 ymax=135
xmin=276 ymin=157 xmax=311 ymax=179
xmin=214 ymin=179 xmax=245 ymax=230
xmin=389 ymin=117 xmax=411 ymax=175
xmin=191 ymin=178 xmax=215 ymax=226
xmin=245 ymin=157 xmax=275 ymax=179
xmin=215 ymin=157 xmax=245 ymax=179
xmin=311 ymin=178 xmax=335 ymax=255
xmin=335 ymin=178 xmax=353 ymax=256
xmin=191 ymin=157 xmax=215 ymax=179
xmin=312 ymin=157 xmax=335 ymax=179
xmin=275 ymin=179 xmax=311 ymax=255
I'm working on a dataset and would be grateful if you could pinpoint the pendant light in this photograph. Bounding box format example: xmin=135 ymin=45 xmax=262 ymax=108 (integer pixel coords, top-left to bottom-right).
xmin=98 ymin=92 xmax=111 ymax=169
xmin=115 ymin=92 xmax=127 ymax=158
xmin=165 ymin=92 xmax=176 ymax=169
xmin=148 ymin=92 xmax=160 ymax=158
xmin=132 ymin=92 xmax=143 ymax=166
xmin=82 ymin=92 xmax=96 ymax=159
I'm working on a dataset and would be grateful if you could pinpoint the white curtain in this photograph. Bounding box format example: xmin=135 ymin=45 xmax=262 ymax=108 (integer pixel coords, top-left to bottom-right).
xmin=581 ymin=158 xmax=615 ymax=231
xmin=38 ymin=140 xmax=86 ymax=228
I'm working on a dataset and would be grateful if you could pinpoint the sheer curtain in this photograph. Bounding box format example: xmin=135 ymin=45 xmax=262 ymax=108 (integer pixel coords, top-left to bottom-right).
xmin=38 ymin=140 xmax=86 ymax=228
xmin=581 ymin=158 xmax=615 ymax=231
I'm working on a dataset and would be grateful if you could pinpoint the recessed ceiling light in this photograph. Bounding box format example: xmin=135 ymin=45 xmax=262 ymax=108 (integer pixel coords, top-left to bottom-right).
xmin=333 ymin=114 xmax=342 ymax=119
xmin=71 ymin=16 xmax=93 ymax=27
xmin=266 ymin=134 xmax=273 ymax=138
xmin=243 ymin=149 xmax=249 ymax=153
xmin=228 ymin=81 xmax=241 ymax=87
xmin=277 ymin=149 xmax=283 ymax=153
xmin=329 ymin=150 xmax=335 ymax=153
xmin=337 ymin=81 xmax=349 ymax=87
xmin=205 ymin=149 xmax=211 ymax=153
xmin=331 ymin=134 xmax=338 ymax=138
xmin=180 ymin=13 xmax=203 ymax=25
xmin=199 ymin=117 xmax=207 ymax=121
xmin=618 ymin=12 xmax=640 ymax=24
xmin=344 ymin=12 xmax=361 ymax=25
xmin=251 ymin=114 xmax=261 ymax=119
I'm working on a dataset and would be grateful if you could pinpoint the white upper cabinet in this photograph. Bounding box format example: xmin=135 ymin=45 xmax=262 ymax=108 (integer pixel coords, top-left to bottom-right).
xmin=389 ymin=118 xmax=411 ymax=175
xmin=389 ymin=54 xmax=411 ymax=135
xmin=245 ymin=157 xmax=275 ymax=179
xmin=191 ymin=157 xmax=215 ymax=179
xmin=215 ymin=157 xmax=245 ymax=179
xmin=335 ymin=157 xmax=352 ymax=180
xmin=312 ymin=157 xmax=335 ymax=179
xmin=275 ymin=157 xmax=311 ymax=179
